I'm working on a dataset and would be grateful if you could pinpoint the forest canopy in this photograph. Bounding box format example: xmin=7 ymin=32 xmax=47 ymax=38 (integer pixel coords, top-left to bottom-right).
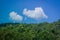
xmin=0 ymin=19 xmax=60 ymax=40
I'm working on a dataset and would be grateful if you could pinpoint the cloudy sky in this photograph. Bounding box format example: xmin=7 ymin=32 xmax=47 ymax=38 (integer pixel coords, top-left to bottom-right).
xmin=0 ymin=0 xmax=60 ymax=23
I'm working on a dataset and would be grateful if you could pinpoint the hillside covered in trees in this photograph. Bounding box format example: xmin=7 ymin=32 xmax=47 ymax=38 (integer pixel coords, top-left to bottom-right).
xmin=0 ymin=19 xmax=60 ymax=40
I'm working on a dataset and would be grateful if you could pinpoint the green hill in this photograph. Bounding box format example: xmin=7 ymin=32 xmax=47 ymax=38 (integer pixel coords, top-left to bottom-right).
xmin=0 ymin=19 xmax=60 ymax=40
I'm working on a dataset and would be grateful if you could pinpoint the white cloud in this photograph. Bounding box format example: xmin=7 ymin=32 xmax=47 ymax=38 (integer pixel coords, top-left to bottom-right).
xmin=23 ymin=7 xmax=48 ymax=19
xmin=9 ymin=11 xmax=23 ymax=21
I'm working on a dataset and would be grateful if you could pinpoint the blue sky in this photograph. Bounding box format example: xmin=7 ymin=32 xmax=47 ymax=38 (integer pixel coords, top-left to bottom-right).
xmin=0 ymin=0 xmax=60 ymax=24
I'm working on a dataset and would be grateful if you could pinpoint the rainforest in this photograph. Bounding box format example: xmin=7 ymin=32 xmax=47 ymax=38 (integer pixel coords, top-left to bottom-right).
xmin=0 ymin=19 xmax=60 ymax=40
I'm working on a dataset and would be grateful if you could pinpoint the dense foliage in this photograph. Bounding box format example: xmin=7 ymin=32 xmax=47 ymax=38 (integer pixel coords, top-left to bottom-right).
xmin=0 ymin=19 xmax=60 ymax=40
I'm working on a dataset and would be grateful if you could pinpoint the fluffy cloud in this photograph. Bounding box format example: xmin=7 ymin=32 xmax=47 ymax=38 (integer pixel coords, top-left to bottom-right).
xmin=23 ymin=7 xmax=48 ymax=19
xmin=9 ymin=11 xmax=23 ymax=21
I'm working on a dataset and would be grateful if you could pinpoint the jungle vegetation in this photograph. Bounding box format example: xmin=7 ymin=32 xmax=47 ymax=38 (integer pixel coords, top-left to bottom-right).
xmin=0 ymin=19 xmax=60 ymax=40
